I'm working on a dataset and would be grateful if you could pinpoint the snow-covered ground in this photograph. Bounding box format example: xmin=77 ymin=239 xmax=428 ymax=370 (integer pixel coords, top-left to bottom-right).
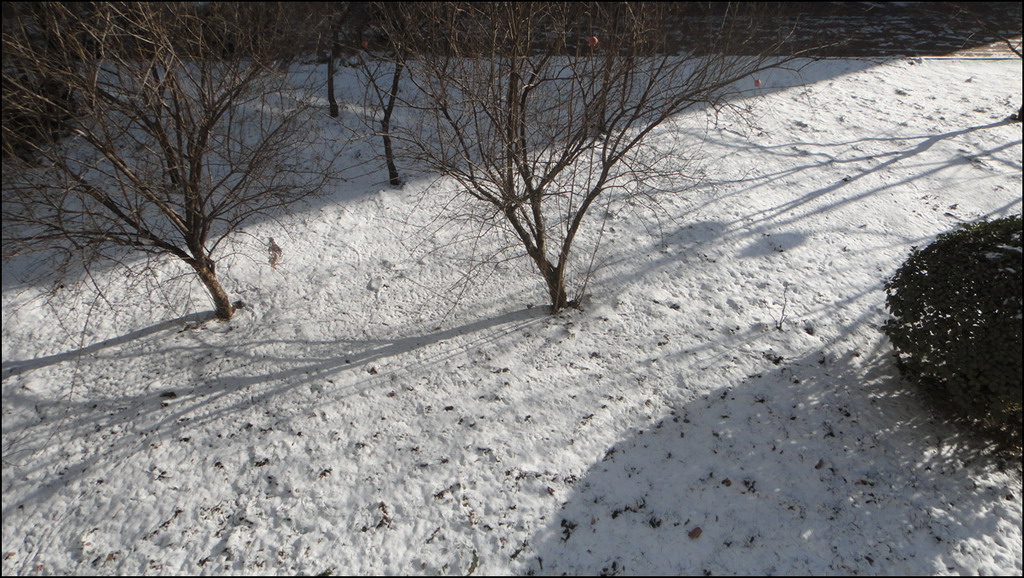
xmin=3 ymin=55 xmax=1022 ymax=575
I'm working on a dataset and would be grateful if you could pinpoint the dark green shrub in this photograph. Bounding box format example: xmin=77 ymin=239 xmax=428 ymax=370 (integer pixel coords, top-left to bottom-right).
xmin=883 ymin=215 xmax=1022 ymax=452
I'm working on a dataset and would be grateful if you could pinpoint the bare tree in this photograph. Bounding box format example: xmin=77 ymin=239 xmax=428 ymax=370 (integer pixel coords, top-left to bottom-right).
xmin=328 ymin=2 xmax=407 ymax=186
xmin=380 ymin=2 xmax=806 ymax=312
xmin=324 ymin=2 xmax=352 ymax=119
xmin=2 ymin=2 xmax=331 ymax=320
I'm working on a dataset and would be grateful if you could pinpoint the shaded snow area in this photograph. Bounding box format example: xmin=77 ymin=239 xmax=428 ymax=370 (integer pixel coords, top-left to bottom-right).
xmin=3 ymin=56 xmax=1022 ymax=575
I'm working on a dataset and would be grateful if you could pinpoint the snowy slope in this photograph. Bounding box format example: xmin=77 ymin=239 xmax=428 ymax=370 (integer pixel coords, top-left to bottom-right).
xmin=3 ymin=56 xmax=1022 ymax=576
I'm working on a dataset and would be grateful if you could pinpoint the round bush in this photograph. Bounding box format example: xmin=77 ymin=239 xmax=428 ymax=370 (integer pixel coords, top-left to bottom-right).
xmin=883 ymin=215 xmax=1022 ymax=452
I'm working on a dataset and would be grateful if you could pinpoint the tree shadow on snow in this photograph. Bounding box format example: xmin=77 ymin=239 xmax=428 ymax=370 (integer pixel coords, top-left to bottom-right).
xmin=588 ymin=117 xmax=1022 ymax=307
xmin=525 ymin=342 xmax=1018 ymax=575
xmin=0 ymin=305 xmax=547 ymax=521
xmin=685 ymin=121 xmax=1023 ymax=231
xmin=1 ymin=311 xmax=215 ymax=379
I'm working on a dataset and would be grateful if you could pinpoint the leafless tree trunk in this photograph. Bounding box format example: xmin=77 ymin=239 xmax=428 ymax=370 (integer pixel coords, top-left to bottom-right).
xmin=2 ymin=2 xmax=331 ymax=321
xmin=325 ymin=3 xmax=351 ymax=119
xmin=328 ymin=37 xmax=341 ymax=118
xmin=380 ymin=2 xmax=807 ymax=312
xmin=379 ymin=58 xmax=404 ymax=186
xmin=353 ymin=50 xmax=406 ymax=187
xmin=341 ymin=3 xmax=410 ymax=187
